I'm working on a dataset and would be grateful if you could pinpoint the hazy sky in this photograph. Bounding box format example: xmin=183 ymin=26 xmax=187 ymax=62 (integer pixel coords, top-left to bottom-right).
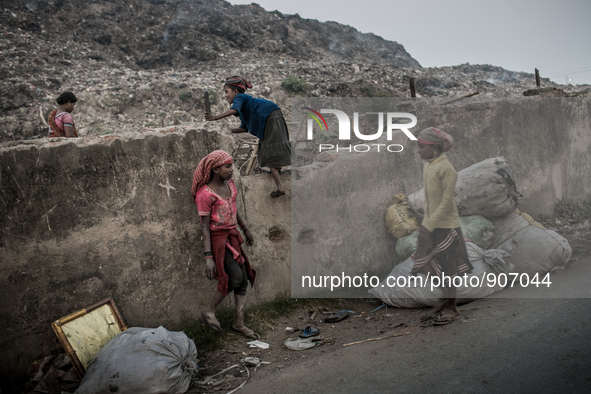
xmin=228 ymin=0 xmax=591 ymax=86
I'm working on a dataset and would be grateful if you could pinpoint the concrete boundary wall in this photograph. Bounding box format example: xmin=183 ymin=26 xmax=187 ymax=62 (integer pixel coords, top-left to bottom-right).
xmin=1 ymin=97 xmax=590 ymax=381
xmin=0 ymin=128 xmax=291 ymax=382
xmin=291 ymin=97 xmax=591 ymax=296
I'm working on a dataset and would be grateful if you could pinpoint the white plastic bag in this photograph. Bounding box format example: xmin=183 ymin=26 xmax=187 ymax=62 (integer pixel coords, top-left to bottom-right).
xmin=76 ymin=326 xmax=198 ymax=394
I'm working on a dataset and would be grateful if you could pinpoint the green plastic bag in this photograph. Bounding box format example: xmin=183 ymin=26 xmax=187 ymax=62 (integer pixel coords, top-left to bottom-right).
xmin=395 ymin=230 xmax=419 ymax=261
xmin=395 ymin=215 xmax=495 ymax=260
xmin=459 ymin=215 xmax=495 ymax=249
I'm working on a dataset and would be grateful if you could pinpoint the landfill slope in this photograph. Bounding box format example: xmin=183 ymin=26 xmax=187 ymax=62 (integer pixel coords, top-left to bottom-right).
xmin=2 ymin=0 xmax=589 ymax=141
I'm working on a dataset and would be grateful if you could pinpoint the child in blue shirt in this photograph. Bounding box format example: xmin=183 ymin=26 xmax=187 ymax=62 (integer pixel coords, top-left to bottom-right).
xmin=205 ymin=76 xmax=294 ymax=198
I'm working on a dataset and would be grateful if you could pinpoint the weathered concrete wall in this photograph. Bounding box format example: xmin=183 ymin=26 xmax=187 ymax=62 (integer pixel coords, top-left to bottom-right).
xmin=291 ymin=97 xmax=591 ymax=296
xmin=0 ymin=127 xmax=290 ymax=382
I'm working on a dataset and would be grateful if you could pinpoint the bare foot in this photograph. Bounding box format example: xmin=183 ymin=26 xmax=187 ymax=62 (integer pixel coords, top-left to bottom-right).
xmin=200 ymin=312 xmax=223 ymax=332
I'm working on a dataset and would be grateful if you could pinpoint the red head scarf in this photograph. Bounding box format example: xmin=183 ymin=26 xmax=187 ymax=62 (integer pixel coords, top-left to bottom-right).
xmin=191 ymin=150 xmax=234 ymax=199
xmin=416 ymin=127 xmax=454 ymax=152
xmin=224 ymin=76 xmax=253 ymax=91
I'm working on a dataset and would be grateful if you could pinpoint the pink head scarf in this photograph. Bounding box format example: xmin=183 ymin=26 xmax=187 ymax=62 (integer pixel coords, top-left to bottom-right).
xmin=191 ymin=150 xmax=233 ymax=199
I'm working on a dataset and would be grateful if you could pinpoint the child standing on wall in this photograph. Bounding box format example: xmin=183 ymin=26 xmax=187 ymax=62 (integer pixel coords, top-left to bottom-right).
xmin=412 ymin=127 xmax=473 ymax=325
xmin=205 ymin=76 xmax=294 ymax=198
xmin=192 ymin=150 xmax=259 ymax=339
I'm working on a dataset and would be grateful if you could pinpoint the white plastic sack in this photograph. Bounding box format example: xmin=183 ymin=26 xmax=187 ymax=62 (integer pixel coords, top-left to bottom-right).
xmin=76 ymin=326 xmax=198 ymax=394
xmin=492 ymin=214 xmax=572 ymax=275
xmin=505 ymin=227 xmax=570 ymax=275
xmin=407 ymin=157 xmax=519 ymax=220
xmin=369 ymin=240 xmax=516 ymax=308
xmin=490 ymin=213 xmax=531 ymax=248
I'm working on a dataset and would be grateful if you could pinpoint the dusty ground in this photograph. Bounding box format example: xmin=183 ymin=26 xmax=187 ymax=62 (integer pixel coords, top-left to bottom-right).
xmin=186 ymin=222 xmax=591 ymax=393
xmin=187 ymin=299 xmax=428 ymax=393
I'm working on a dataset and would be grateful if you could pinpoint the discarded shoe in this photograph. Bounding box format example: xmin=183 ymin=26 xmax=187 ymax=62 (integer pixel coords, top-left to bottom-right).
xmin=299 ymin=326 xmax=319 ymax=338
xmin=324 ymin=310 xmax=349 ymax=323
xmin=284 ymin=337 xmax=323 ymax=351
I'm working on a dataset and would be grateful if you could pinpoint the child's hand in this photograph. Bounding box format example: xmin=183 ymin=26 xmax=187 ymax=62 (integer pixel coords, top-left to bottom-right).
xmin=205 ymin=259 xmax=216 ymax=280
xmin=244 ymin=229 xmax=254 ymax=246
xmin=205 ymin=113 xmax=217 ymax=121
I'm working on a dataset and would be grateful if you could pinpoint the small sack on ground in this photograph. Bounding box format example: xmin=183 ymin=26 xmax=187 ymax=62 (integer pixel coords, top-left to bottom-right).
xmin=407 ymin=157 xmax=520 ymax=220
xmin=76 ymin=326 xmax=198 ymax=394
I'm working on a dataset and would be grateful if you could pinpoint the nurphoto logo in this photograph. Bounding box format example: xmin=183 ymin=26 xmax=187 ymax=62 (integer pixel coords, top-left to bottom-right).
xmin=302 ymin=108 xmax=417 ymax=153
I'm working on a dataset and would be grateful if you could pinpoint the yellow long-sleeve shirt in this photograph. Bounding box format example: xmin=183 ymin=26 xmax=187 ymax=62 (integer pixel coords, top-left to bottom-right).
xmin=422 ymin=153 xmax=460 ymax=232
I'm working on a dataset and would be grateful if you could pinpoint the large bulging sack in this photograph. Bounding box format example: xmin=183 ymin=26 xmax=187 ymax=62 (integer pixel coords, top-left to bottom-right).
xmin=395 ymin=215 xmax=495 ymax=260
xmin=490 ymin=213 xmax=531 ymax=247
xmin=492 ymin=214 xmax=571 ymax=276
xmin=370 ymin=241 xmax=516 ymax=308
xmin=76 ymin=326 xmax=198 ymax=394
xmin=407 ymin=157 xmax=520 ymax=220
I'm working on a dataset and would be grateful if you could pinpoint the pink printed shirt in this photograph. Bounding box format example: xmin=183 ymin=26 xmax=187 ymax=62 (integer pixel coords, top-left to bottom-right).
xmin=49 ymin=112 xmax=75 ymax=135
xmin=195 ymin=179 xmax=238 ymax=230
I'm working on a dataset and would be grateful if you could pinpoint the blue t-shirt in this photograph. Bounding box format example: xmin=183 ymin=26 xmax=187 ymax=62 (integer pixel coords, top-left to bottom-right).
xmin=230 ymin=94 xmax=280 ymax=140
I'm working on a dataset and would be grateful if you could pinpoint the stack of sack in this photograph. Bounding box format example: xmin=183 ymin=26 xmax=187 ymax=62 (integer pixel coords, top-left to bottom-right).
xmin=369 ymin=239 xmax=517 ymax=308
xmin=376 ymin=157 xmax=572 ymax=306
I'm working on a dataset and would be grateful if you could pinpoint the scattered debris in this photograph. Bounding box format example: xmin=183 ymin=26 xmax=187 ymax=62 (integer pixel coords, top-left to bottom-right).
xmin=370 ymin=304 xmax=386 ymax=314
xmin=325 ymin=310 xmax=352 ymax=323
xmin=299 ymin=326 xmax=320 ymax=338
xmin=284 ymin=337 xmax=325 ymax=351
xmin=342 ymin=331 xmax=411 ymax=347
xmin=246 ymin=340 xmax=270 ymax=349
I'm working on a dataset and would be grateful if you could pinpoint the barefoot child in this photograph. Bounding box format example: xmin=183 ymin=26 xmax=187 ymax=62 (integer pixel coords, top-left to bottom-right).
xmin=205 ymin=76 xmax=294 ymax=198
xmin=412 ymin=127 xmax=473 ymax=325
xmin=191 ymin=150 xmax=259 ymax=339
